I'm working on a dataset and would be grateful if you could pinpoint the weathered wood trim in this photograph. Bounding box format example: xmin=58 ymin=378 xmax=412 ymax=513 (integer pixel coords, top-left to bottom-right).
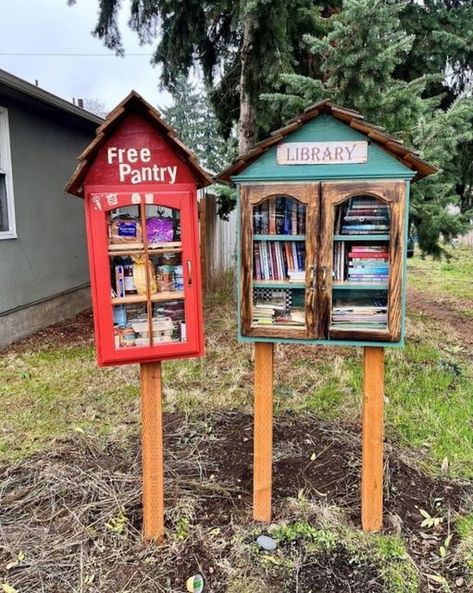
xmin=240 ymin=183 xmax=315 ymax=339
xmin=240 ymin=186 xmax=253 ymax=335
xmin=305 ymin=183 xmax=319 ymax=338
xmin=322 ymin=181 xmax=405 ymax=342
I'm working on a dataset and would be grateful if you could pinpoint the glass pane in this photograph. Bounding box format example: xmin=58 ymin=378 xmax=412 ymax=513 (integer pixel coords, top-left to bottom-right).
xmin=335 ymin=195 xmax=390 ymax=236
xmin=145 ymin=204 xmax=181 ymax=246
xmin=253 ymin=196 xmax=306 ymax=235
xmin=253 ymin=240 xmax=305 ymax=282
xmin=152 ymin=300 xmax=186 ymax=343
xmin=331 ymin=290 xmax=388 ymax=330
xmin=113 ymin=303 xmax=150 ymax=349
xmin=331 ymin=194 xmax=390 ymax=332
xmin=0 ymin=174 xmax=9 ymax=232
xmin=251 ymin=195 xmax=307 ymax=332
xmin=253 ymin=288 xmax=305 ymax=327
xmin=108 ymin=205 xmax=142 ymax=248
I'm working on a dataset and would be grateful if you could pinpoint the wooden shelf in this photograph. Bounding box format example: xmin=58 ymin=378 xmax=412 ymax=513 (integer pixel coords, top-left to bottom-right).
xmin=253 ymin=280 xmax=305 ymax=288
xmin=109 ymin=242 xmax=182 ymax=257
xmin=112 ymin=294 xmax=147 ymax=305
xmin=332 ymin=282 xmax=388 ymax=291
xmin=151 ymin=291 xmax=184 ymax=302
xmin=253 ymin=235 xmax=306 ymax=241
xmin=333 ymin=235 xmax=390 ymax=242
xmin=112 ymin=291 xmax=184 ymax=305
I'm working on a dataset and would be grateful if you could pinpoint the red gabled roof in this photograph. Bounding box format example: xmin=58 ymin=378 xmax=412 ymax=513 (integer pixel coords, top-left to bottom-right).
xmin=216 ymin=100 xmax=438 ymax=183
xmin=65 ymin=90 xmax=213 ymax=197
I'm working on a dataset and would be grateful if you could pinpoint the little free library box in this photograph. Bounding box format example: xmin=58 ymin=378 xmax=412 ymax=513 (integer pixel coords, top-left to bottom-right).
xmin=66 ymin=91 xmax=211 ymax=366
xmin=218 ymin=100 xmax=437 ymax=348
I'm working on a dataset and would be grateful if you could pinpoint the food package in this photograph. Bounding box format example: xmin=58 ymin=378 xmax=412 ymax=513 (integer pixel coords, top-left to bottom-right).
xmin=110 ymin=217 xmax=142 ymax=243
xmin=132 ymin=255 xmax=157 ymax=295
xmin=147 ymin=216 xmax=174 ymax=243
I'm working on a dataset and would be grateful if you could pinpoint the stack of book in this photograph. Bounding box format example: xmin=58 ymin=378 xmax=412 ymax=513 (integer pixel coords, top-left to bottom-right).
xmin=331 ymin=304 xmax=388 ymax=329
xmin=254 ymin=241 xmax=305 ymax=281
xmin=253 ymin=197 xmax=306 ymax=235
xmin=336 ymin=197 xmax=390 ymax=235
xmin=347 ymin=246 xmax=389 ymax=284
xmin=252 ymin=291 xmax=305 ymax=327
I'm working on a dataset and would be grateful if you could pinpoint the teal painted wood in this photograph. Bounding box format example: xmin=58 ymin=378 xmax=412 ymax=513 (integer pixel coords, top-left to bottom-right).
xmin=254 ymin=234 xmax=305 ymax=241
xmin=333 ymin=234 xmax=390 ymax=241
xmin=401 ymin=180 xmax=410 ymax=342
xmin=232 ymin=115 xmax=415 ymax=183
xmin=238 ymin=335 xmax=405 ymax=348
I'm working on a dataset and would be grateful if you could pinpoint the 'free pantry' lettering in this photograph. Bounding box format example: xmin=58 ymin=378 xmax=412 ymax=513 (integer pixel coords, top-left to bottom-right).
xmin=107 ymin=146 xmax=178 ymax=184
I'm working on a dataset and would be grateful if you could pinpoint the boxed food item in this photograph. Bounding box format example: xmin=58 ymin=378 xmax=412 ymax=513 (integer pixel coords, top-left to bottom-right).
xmin=109 ymin=217 xmax=142 ymax=244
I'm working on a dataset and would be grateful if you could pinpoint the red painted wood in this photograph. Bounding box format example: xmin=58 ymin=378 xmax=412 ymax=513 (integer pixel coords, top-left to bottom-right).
xmin=80 ymin=111 xmax=204 ymax=366
xmin=84 ymin=187 xmax=204 ymax=366
xmin=85 ymin=114 xmax=197 ymax=187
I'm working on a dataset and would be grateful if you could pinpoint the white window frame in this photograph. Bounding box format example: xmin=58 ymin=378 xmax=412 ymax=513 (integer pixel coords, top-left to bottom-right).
xmin=0 ymin=107 xmax=17 ymax=239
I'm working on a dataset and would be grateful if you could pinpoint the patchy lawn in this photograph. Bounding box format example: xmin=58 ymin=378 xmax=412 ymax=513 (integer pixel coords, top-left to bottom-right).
xmin=1 ymin=251 xmax=472 ymax=592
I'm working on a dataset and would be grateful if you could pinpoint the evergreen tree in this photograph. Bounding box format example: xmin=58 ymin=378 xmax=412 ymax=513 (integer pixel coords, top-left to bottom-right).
xmin=262 ymin=0 xmax=473 ymax=255
xmin=70 ymin=0 xmax=341 ymax=150
xmin=162 ymin=77 xmax=237 ymax=219
xmin=397 ymin=0 xmax=473 ymax=215
xmin=162 ymin=77 xmax=234 ymax=175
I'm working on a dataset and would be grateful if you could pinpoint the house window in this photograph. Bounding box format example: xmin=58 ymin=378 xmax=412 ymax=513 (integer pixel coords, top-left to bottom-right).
xmin=0 ymin=107 xmax=16 ymax=238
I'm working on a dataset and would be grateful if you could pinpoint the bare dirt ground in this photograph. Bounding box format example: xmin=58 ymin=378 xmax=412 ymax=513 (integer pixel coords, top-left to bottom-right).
xmin=1 ymin=413 xmax=471 ymax=593
xmin=1 ymin=290 xmax=472 ymax=592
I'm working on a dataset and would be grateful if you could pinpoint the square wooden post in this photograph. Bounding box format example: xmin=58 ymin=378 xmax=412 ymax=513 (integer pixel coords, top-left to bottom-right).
xmin=140 ymin=361 xmax=164 ymax=541
xmin=253 ymin=342 xmax=274 ymax=522
xmin=361 ymin=346 xmax=385 ymax=532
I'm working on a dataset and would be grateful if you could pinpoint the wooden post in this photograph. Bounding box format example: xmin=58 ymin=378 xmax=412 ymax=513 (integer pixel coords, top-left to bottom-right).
xmin=361 ymin=346 xmax=385 ymax=532
xmin=140 ymin=361 xmax=164 ymax=542
xmin=253 ymin=342 xmax=274 ymax=522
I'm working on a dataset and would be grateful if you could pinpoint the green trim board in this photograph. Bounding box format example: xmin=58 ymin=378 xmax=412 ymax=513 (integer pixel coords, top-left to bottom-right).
xmin=238 ymin=335 xmax=405 ymax=348
xmin=233 ymin=115 xmax=416 ymax=183
xmin=236 ymin=176 xmax=407 ymax=347
xmin=254 ymin=234 xmax=306 ymax=241
xmin=333 ymin=235 xmax=390 ymax=242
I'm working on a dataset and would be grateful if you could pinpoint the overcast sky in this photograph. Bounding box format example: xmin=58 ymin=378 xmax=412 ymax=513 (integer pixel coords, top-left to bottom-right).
xmin=0 ymin=0 xmax=172 ymax=113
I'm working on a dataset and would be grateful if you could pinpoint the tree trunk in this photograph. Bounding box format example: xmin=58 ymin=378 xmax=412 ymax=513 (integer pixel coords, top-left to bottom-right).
xmin=239 ymin=12 xmax=257 ymax=154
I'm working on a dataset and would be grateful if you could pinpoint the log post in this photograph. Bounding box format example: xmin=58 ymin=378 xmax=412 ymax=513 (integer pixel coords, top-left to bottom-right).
xmin=361 ymin=346 xmax=385 ymax=532
xmin=140 ymin=361 xmax=164 ymax=541
xmin=253 ymin=342 xmax=274 ymax=522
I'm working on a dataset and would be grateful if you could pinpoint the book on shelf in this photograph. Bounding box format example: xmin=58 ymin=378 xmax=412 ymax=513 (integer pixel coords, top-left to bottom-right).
xmin=253 ymin=196 xmax=306 ymax=236
xmin=333 ymin=243 xmax=390 ymax=284
xmin=336 ymin=196 xmax=390 ymax=235
xmin=331 ymin=296 xmax=388 ymax=329
xmin=254 ymin=240 xmax=306 ymax=281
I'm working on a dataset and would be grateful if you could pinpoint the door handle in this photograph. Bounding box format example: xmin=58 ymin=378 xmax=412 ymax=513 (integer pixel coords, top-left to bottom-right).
xmin=187 ymin=260 xmax=192 ymax=286
xmin=309 ymin=264 xmax=317 ymax=290
xmin=320 ymin=265 xmax=328 ymax=291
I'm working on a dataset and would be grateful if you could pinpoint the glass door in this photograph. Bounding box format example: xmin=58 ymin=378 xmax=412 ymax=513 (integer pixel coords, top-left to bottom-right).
xmin=319 ymin=181 xmax=405 ymax=342
xmin=240 ymin=184 xmax=318 ymax=339
xmin=88 ymin=190 xmax=201 ymax=364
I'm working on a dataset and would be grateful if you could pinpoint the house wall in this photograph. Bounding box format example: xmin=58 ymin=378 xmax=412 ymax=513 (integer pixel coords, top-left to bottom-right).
xmin=0 ymin=86 xmax=98 ymax=342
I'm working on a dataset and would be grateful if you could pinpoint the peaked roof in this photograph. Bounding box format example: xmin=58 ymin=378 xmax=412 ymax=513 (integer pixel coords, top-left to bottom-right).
xmin=217 ymin=100 xmax=437 ymax=183
xmin=65 ymin=91 xmax=213 ymax=197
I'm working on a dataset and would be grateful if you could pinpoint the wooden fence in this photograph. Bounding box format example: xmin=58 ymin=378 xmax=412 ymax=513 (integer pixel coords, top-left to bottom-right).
xmin=199 ymin=192 xmax=237 ymax=290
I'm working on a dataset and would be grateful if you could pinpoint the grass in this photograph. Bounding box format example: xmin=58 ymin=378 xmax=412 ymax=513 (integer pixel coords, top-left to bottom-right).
xmin=229 ymin=517 xmax=419 ymax=593
xmin=1 ymin=257 xmax=472 ymax=592
xmin=1 ymin=256 xmax=473 ymax=478
xmin=408 ymin=245 xmax=473 ymax=306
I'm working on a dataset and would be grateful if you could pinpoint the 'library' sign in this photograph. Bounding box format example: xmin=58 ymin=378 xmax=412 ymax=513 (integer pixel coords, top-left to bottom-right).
xmin=277 ymin=141 xmax=368 ymax=165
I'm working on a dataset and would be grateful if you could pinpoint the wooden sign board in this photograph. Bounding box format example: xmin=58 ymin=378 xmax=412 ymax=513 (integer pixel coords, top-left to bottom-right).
xmin=277 ymin=141 xmax=368 ymax=165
